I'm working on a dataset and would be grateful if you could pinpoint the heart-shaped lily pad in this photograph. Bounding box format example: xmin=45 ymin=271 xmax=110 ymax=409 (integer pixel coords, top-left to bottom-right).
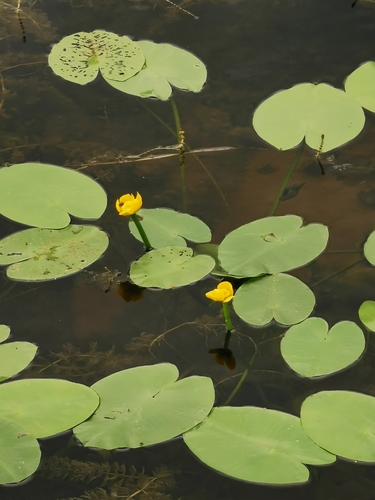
xmin=218 ymin=215 xmax=328 ymax=278
xmin=74 ymin=363 xmax=215 ymax=449
xmin=0 ymin=417 xmax=41 ymax=485
xmin=345 ymin=61 xmax=375 ymax=113
xmin=0 ymin=163 xmax=107 ymax=229
xmin=48 ymin=30 xmax=145 ymax=85
xmin=129 ymin=208 xmax=211 ymax=248
xmin=0 ymin=379 xmax=99 ymax=438
xmin=253 ymin=83 xmax=365 ymax=152
xmin=130 ymin=246 xmax=215 ymax=288
xmin=233 ymin=273 xmax=315 ymax=326
xmin=281 ymin=318 xmax=365 ymax=377
xmin=301 ymin=391 xmax=375 ymax=462
xmin=0 ymin=225 xmax=109 ymax=281
xmin=359 ymin=300 xmax=375 ymax=332
xmin=104 ymin=40 xmax=207 ymax=100
xmin=183 ymin=407 xmax=335 ymax=485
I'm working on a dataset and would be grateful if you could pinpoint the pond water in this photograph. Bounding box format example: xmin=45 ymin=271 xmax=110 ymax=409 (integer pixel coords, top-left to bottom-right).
xmin=2 ymin=0 xmax=375 ymax=498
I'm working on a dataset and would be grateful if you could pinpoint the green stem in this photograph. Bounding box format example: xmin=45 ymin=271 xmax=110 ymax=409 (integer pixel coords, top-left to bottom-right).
xmin=131 ymin=214 xmax=152 ymax=250
xmin=268 ymin=142 xmax=305 ymax=217
xmin=222 ymin=302 xmax=233 ymax=332
xmin=171 ymin=98 xmax=187 ymax=211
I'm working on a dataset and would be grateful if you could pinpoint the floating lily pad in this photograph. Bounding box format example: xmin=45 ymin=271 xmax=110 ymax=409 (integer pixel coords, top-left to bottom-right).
xmin=183 ymin=407 xmax=335 ymax=485
xmin=0 ymin=325 xmax=10 ymax=343
xmin=0 ymin=341 xmax=37 ymax=383
xmin=0 ymin=163 xmax=107 ymax=229
xmin=0 ymin=417 xmax=41 ymax=485
xmin=130 ymin=246 xmax=214 ymax=288
xmin=345 ymin=61 xmax=375 ymax=113
xmin=48 ymin=30 xmax=145 ymax=85
xmin=0 ymin=225 xmax=109 ymax=281
xmin=0 ymin=379 xmax=99 ymax=438
xmin=233 ymin=274 xmax=315 ymax=326
xmin=253 ymin=83 xmax=365 ymax=152
xmin=74 ymin=363 xmax=214 ymax=449
xmin=218 ymin=215 xmax=328 ymax=278
xmin=104 ymin=40 xmax=207 ymax=100
xmin=301 ymin=391 xmax=375 ymax=462
xmin=194 ymin=243 xmax=230 ymax=276
xmin=281 ymin=318 xmax=365 ymax=377
xmin=359 ymin=300 xmax=375 ymax=332
xmin=364 ymin=230 xmax=375 ymax=265
xmin=129 ymin=209 xmax=211 ymax=248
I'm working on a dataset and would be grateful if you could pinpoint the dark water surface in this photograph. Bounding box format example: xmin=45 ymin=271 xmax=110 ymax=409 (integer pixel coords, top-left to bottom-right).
xmin=2 ymin=0 xmax=375 ymax=498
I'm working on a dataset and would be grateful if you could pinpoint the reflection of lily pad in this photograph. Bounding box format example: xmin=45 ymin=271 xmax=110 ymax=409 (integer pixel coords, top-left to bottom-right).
xmin=183 ymin=407 xmax=335 ymax=485
xmin=48 ymin=30 xmax=145 ymax=85
xmin=130 ymin=246 xmax=214 ymax=288
xmin=104 ymin=41 xmax=207 ymax=100
xmin=301 ymin=391 xmax=375 ymax=462
xmin=129 ymin=209 xmax=211 ymax=248
xmin=281 ymin=318 xmax=365 ymax=377
xmin=0 ymin=225 xmax=109 ymax=281
xmin=0 ymin=163 xmax=107 ymax=229
xmin=0 ymin=417 xmax=41 ymax=485
xmin=74 ymin=363 xmax=215 ymax=449
xmin=253 ymin=83 xmax=365 ymax=152
xmin=218 ymin=215 xmax=328 ymax=278
xmin=233 ymin=273 xmax=315 ymax=326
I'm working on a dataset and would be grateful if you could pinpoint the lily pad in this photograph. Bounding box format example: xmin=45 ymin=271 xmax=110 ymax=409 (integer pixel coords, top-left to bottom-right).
xmin=183 ymin=407 xmax=335 ymax=485
xmin=130 ymin=246 xmax=215 ymax=288
xmin=129 ymin=208 xmax=211 ymax=248
xmin=344 ymin=61 xmax=375 ymax=113
xmin=301 ymin=391 xmax=375 ymax=462
xmin=0 ymin=325 xmax=10 ymax=343
xmin=0 ymin=163 xmax=107 ymax=229
xmin=0 ymin=225 xmax=109 ymax=281
xmin=74 ymin=363 xmax=215 ymax=449
xmin=359 ymin=300 xmax=375 ymax=332
xmin=364 ymin=230 xmax=375 ymax=265
xmin=48 ymin=30 xmax=145 ymax=85
xmin=104 ymin=40 xmax=207 ymax=100
xmin=0 ymin=379 xmax=99 ymax=438
xmin=218 ymin=215 xmax=328 ymax=278
xmin=0 ymin=417 xmax=41 ymax=485
xmin=281 ymin=318 xmax=365 ymax=377
xmin=253 ymin=83 xmax=365 ymax=152
xmin=233 ymin=273 xmax=315 ymax=326
xmin=0 ymin=341 xmax=37 ymax=383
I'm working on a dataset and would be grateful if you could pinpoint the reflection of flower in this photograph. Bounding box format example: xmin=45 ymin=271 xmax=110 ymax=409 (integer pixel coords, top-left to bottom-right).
xmin=205 ymin=281 xmax=234 ymax=303
xmin=116 ymin=193 xmax=142 ymax=216
xmin=209 ymin=348 xmax=236 ymax=370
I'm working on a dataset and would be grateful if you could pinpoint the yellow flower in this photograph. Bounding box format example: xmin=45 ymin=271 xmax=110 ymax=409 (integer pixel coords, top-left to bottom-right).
xmin=205 ymin=281 xmax=234 ymax=303
xmin=116 ymin=192 xmax=142 ymax=216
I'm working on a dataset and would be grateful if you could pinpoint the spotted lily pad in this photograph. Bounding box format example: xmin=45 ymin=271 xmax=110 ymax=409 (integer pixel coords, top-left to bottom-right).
xmin=48 ymin=30 xmax=145 ymax=84
xmin=104 ymin=40 xmax=207 ymax=100
xmin=130 ymin=246 xmax=215 ymax=288
xmin=0 ymin=225 xmax=109 ymax=281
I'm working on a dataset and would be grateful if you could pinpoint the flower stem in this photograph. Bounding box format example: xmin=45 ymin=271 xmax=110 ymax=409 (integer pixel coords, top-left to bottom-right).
xmin=131 ymin=214 xmax=152 ymax=250
xmin=222 ymin=302 xmax=233 ymax=332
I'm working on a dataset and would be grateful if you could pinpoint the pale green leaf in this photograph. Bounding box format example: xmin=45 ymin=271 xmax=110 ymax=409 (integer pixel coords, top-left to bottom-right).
xmin=359 ymin=300 xmax=375 ymax=332
xmin=0 ymin=325 xmax=10 ymax=343
xmin=0 ymin=342 xmax=37 ymax=382
xmin=345 ymin=61 xmax=375 ymax=112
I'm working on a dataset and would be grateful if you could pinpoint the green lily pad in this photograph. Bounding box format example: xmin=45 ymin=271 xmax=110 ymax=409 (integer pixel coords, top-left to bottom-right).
xmin=359 ymin=300 xmax=375 ymax=332
xmin=301 ymin=391 xmax=375 ymax=462
xmin=0 ymin=417 xmax=41 ymax=485
xmin=129 ymin=209 xmax=211 ymax=248
xmin=344 ymin=61 xmax=375 ymax=113
xmin=0 ymin=341 xmax=37 ymax=383
xmin=233 ymin=273 xmax=315 ymax=327
xmin=0 ymin=325 xmax=10 ymax=343
xmin=218 ymin=215 xmax=328 ymax=278
xmin=0 ymin=225 xmax=109 ymax=281
xmin=253 ymin=83 xmax=365 ymax=152
xmin=194 ymin=243 xmax=230 ymax=276
xmin=183 ymin=407 xmax=335 ymax=485
xmin=281 ymin=318 xmax=365 ymax=377
xmin=104 ymin=40 xmax=207 ymax=100
xmin=74 ymin=363 xmax=215 ymax=450
xmin=0 ymin=163 xmax=107 ymax=229
xmin=130 ymin=246 xmax=215 ymax=289
xmin=364 ymin=230 xmax=375 ymax=265
xmin=0 ymin=379 xmax=99 ymax=438
xmin=48 ymin=30 xmax=145 ymax=85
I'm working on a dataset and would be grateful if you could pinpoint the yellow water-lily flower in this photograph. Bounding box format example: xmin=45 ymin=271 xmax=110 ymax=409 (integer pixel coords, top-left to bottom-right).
xmin=116 ymin=192 xmax=142 ymax=216
xmin=205 ymin=281 xmax=234 ymax=303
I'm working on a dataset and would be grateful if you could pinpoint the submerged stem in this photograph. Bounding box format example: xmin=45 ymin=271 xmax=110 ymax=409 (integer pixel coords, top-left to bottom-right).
xmin=170 ymin=98 xmax=188 ymax=211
